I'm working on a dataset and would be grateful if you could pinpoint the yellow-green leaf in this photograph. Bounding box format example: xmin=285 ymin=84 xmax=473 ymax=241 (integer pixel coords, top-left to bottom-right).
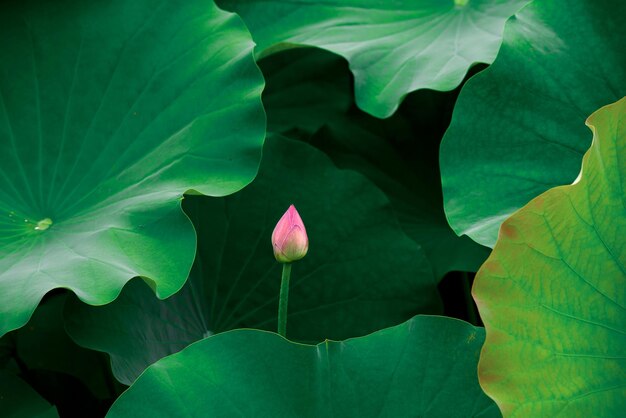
xmin=474 ymin=98 xmax=626 ymax=416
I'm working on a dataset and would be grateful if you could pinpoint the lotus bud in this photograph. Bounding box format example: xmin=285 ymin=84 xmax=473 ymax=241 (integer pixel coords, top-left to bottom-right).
xmin=272 ymin=205 xmax=308 ymax=263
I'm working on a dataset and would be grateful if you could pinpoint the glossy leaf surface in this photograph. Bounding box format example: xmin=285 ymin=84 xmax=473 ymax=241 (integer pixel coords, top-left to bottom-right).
xmin=107 ymin=316 xmax=498 ymax=417
xmin=218 ymin=0 xmax=527 ymax=117
xmin=0 ymin=0 xmax=265 ymax=336
xmin=440 ymin=0 xmax=626 ymax=247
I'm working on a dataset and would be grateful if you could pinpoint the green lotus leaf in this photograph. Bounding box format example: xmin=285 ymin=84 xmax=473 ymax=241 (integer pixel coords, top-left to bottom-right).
xmin=106 ymin=315 xmax=498 ymax=417
xmin=0 ymin=370 xmax=59 ymax=418
xmin=0 ymin=0 xmax=265 ymax=336
xmin=440 ymin=0 xmax=626 ymax=247
xmin=473 ymin=98 xmax=626 ymax=416
xmin=217 ymin=0 xmax=527 ymax=118
xmin=66 ymin=134 xmax=441 ymax=384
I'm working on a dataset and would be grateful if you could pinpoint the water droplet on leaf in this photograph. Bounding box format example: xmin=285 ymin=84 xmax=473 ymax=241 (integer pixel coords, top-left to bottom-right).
xmin=34 ymin=218 xmax=53 ymax=231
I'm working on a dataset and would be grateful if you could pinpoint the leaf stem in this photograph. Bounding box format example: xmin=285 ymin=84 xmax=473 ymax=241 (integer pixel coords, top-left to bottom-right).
xmin=278 ymin=263 xmax=292 ymax=338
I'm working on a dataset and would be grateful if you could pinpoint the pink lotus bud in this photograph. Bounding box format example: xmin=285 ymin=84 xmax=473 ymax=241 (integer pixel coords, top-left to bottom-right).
xmin=272 ymin=205 xmax=308 ymax=263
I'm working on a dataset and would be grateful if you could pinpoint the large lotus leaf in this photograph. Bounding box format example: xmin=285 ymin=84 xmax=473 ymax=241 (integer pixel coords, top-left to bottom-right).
xmin=0 ymin=370 xmax=59 ymax=418
xmin=473 ymin=98 xmax=626 ymax=416
xmin=106 ymin=315 xmax=498 ymax=417
xmin=217 ymin=0 xmax=528 ymax=118
xmin=0 ymin=0 xmax=265 ymax=336
xmin=440 ymin=0 xmax=626 ymax=247
xmin=65 ymin=134 xmax=440 ymax=384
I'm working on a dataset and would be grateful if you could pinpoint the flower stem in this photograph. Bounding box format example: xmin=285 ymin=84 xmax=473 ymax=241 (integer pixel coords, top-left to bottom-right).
xmin=278 ymin=263 xmax=292 ymax=338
